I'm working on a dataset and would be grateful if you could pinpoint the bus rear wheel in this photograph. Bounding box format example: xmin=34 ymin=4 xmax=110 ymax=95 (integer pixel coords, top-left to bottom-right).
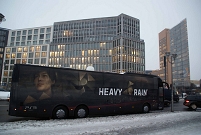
xmin=142 ymin=104 xmax=150 ymax=113
xmin=75 ymin=106 xmax=88 ymax=118
xmin=53 ymin=106 xmax=68 ymax=119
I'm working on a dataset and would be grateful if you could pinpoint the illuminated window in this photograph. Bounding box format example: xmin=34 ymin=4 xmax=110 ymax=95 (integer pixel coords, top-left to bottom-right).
xmin=29 ymin=46 xmax=34 ymax=52
xmin=6 ymin=54 xmax=10 ymax=58
xmin=41 ymin=52 xmax=47 ymax=57
xmin=17 ymin=47 xmax=22 ymax=52
xmin=11 ymin=53 xmax=16 ymax=58
xmin=22 ymin=59 xmax=27 ymax=64
xmin=23 ymin=47 xmax=28 ymax=52
xmin=35 ymin=52 xmax=40 ymax=57
xmin=22 ymin=53 xmax=27 ymax=58
xmin=35 ymin=46 xmax=41 ymax=51
xmin=6 ymin=48 xmax=11 ymax=53
xmin=4 ymin=71 xmax=8 ymax=76
xmin=16 ymin=59 xmax=21 ymax=64
xmin=50 ymin=52 xmax=55 ymax=57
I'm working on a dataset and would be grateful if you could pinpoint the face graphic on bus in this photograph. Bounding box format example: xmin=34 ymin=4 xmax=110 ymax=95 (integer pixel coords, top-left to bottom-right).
xmin=34 ymin=71 xmax=55 ymax=92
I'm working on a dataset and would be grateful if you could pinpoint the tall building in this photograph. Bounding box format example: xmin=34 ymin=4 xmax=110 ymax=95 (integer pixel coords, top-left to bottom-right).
xmin=1 ymin=26 xmax=53 ymax=86
xmin=50 ymin=14 xmax=145 ymax=73
xmin=0 ymin=27 xmax=9 ymax=82
xmin=159 ymin=19 xmax=190 ymax=90
xmin=1 ymin=14 xmax=145 ymax=87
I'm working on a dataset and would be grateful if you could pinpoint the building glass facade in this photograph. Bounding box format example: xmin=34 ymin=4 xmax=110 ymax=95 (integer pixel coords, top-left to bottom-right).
xmin=50 ymin=14 xmax=145 ymax=73
xmin=159 ymin=19 xmax=190 ymax=88
xmin=0 ymin=28 xmax=9 ymax=82
xmin=170 ymin=19 xmax=190 ymax=87
xmin=1 ymin=26 xmax=52 ymax=85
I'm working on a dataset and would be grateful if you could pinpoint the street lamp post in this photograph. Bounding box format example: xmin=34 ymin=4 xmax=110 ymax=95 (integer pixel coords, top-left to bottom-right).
xmin=165 ymin=52 xmax=177 ymax=112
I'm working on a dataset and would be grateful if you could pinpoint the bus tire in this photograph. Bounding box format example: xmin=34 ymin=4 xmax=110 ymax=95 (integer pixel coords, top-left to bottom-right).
xmin=75 ymin=105 xmax=88 ymax=118
xmin=142 ymin=103 xmax=150 ymax=113
xmin=52 ymin=106 xmax=68 ymax=119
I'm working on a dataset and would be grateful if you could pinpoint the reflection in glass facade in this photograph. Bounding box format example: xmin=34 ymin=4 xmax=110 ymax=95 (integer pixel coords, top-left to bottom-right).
xmin=170 ymin=19 xmax=190 ymax=87
xmin=50 ymin=14 xmax=145 ymax=73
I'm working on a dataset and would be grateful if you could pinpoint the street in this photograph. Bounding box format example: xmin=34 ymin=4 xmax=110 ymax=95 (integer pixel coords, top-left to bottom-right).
xmin=0 ymin=98 xmax=199 ymax=122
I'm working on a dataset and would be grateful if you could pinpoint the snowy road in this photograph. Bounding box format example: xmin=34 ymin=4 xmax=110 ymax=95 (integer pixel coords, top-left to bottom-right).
xmin=0 ymin=111 xmax=201 ymax=135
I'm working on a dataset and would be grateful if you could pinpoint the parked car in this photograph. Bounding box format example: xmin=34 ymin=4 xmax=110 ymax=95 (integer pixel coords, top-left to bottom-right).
xmin=0 ymin=88 xmax=10 ymax=101
xmin=183 ymin=94 xmax=201 ymax=110
xmin=164 ymin=89 xmax=179 ymax=102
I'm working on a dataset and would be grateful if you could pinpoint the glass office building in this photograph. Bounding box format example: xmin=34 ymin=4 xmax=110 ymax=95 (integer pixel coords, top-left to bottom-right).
xmin=1 ymin=26 xmax=52 ymax=85
xmin=50 ymin=14 xmax=145 ymax=73
xmin=159 ymin=19 xmax=190 ymax=88
xmin=0 ymin=28 xmax=9 ymax=82
xmin=170 ymin=19 xmax=190 ymax=87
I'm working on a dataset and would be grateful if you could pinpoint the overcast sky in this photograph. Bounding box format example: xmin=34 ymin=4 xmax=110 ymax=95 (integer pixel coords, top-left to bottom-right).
xmin=0 ymin=0 xmax=201 ymax=80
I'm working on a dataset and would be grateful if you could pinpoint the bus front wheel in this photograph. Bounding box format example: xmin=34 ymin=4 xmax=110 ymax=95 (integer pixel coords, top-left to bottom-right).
xmin=53 ymin=106 xmax=68 ymax=119
xmin=142 ymin=104 xmax=150 ymax=113
xmin=75 ymin=105 xmax=89 ymax=118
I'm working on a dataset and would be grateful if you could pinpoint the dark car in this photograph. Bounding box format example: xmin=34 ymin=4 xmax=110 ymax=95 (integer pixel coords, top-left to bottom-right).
xmin=183 ymin=94 xmax=201 ymax=110
xmin=164 ymin=89 xmax=179 ymax=102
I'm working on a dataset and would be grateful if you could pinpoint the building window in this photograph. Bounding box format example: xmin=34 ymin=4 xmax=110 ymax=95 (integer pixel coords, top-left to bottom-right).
xmin=12 ymin=31 xmax=15 ymax=36
xmin=22 ymin=53 xmax=27 ymax=58
xmin=40 ymin=34 xmax=44 ymax=39
xmin=45 ymin=40 xmax=50 ymax=44
xmin=28 ymin=35 xmax=32 ymax=40
xmin=41 ymin=52 xmax=47 ymax=57
xmin=16 ymin=59 xmax=21 ymax=64
xmin=42 ymin=46 xmax=47 ymax=51
xmin=35 ymin=52 xmax=40 ymax=57
xmin=22 ymin=59 xmax=27 ymax=64
xmin=11 ymin=53 xmax=15 ymax=58
xmin=34 ymin=59 xmax=39 ymax=64
xmin=17 ymin=47 xmax=22 ymax=52
xmin=39 ymin=40 xmax=43 ymax=44
xmin=27 ymin=41 xmax=31 ymax=45
xmin=33 ymin=41 xmax=37 ymax=45
xmin=34 ymin=29 xmax=38 ymax=34
xmin=40 ymin=28 xmax=45 ymax=33
xmin=17 ymin=53 xmax=21 ymax=58
xmin=35 ymin=46 xmax=41 ymax=51
xmin=17 ymin=31 xmax=21 ymax=36
xmin=16 ymin=36 xmax=20 ymax=41
xmin=28 ymin=30 xmax=32 ymax=35
xmin=6 ymin=48 xmax=11 ymax=53
xmin=29 ymin=46 xmax=34 ymax=52
xmin=28 ymin=59 xmax=33 ymax=64
xmin=22 ymin=36 xmax=26 ymax=41
xmin=16 ymin=42 xmax=20 ymax=46
xmin=23 ymin=47 xmax=28 ymax=52
xmin=22 ymin=30 xmax=27 ymax=35
xmin=11 ymin=37 xmax=15 ymax=42
xmin=10 ymin=60 xmax=15 ymax=64
xmin=29 ymin=53 xmax=33 ymax=58
xmin=33 ymin=35 xmax=38 ymax=40
xmin=46 ymin=34 xmax=50 ymax=39
xmin=41 ymin=58 xmax=46 ymax=64
xmin=47 ymin=27 xmax=51 ymax=33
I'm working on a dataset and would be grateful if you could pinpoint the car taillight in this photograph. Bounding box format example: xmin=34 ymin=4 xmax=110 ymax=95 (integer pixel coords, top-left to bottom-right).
xmin=185 ymin=100 xmax=190 ymax=103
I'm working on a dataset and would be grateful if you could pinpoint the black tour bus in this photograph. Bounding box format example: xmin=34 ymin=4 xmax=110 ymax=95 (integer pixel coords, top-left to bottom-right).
xmin=9 ymin=64 xmax=168 ymax=119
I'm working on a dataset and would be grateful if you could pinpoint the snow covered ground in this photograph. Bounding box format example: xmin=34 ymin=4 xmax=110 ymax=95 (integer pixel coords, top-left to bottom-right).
xmin=0 ymin=111 xmax=201 ymax=135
